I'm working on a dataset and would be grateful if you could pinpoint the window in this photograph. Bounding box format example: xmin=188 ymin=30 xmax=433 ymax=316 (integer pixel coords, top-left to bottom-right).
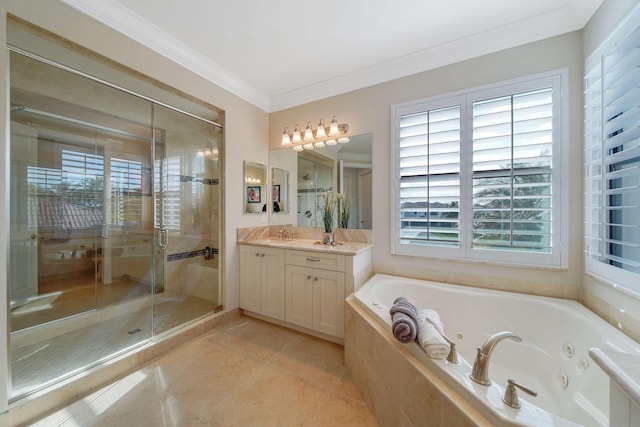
xmin=110 ymin=157 xmax=143 ymax=226
xmin=393 ymin=71 xmax=566 ymax=267
xmin=27 ymin=146 xmax=105 ymax=233
xmin=154 ymin=156 xmax=181 ymax=231
xmin=585 ymin=10 xmax=640 ymax=293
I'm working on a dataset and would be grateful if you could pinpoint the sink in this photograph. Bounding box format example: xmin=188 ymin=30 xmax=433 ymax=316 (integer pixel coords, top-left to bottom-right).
xmin=42 ymin=250 xmax=87 ymax=264
xmin=253 ymin=238 xmax=292 ymax=245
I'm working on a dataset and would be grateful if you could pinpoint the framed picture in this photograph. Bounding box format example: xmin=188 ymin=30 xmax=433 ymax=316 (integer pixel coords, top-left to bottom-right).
xmin=247 ymin=186 xmax=261 ymax=203
xmin=273 ymin=184 xmax=280 ymax=202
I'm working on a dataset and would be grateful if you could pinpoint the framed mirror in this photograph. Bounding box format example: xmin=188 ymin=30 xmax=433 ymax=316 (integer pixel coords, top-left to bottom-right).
xmin=243 ymin=161 xmax=266 ymax=214
xmin=268 ymin=133 xmax=372 ymax=229
xmin=271 ymin=167 xmax=289 ymax=214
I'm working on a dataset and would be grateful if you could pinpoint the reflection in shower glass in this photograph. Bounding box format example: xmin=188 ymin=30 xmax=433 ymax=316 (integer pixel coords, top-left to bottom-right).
xmin=8 ymin=45 xmax=222 ymax=399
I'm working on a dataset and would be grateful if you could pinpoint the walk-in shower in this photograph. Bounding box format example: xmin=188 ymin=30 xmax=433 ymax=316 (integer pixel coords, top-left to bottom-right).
xmin=7 ymin=24 xmax=223 ymax=399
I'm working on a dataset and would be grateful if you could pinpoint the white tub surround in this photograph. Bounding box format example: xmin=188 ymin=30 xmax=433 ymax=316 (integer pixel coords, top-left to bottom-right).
xmin=237 ymin=227 xmax=372 ymax=343
xmin=589 ymin=348 xmax=640 ymax=427
xmin=348 ymin=274 xmax=640 ymax=427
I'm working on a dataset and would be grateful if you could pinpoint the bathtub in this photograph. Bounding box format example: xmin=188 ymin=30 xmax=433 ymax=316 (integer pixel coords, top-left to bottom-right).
xmin=351 ymin=274 xmax=640 ymax=427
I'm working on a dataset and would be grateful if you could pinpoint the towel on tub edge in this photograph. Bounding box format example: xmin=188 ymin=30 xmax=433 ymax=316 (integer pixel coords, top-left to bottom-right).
xmin=389 ymin=297 xmax=419 ymax=344
xmin=417 ymin=309 xmax=450 ymax=359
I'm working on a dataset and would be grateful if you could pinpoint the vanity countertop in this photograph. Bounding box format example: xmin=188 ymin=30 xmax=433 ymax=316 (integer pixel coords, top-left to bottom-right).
xmin=238 ymin=238 xmax=372 ymax=256
xmin=589 ymin=347 xmax=640 ymax=406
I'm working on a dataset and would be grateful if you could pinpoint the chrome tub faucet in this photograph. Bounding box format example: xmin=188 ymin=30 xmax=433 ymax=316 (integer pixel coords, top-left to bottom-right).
xmin=470 ymin=331 xmax=522 ymax=386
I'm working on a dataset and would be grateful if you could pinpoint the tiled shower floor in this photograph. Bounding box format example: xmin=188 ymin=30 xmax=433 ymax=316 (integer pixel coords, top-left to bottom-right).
xmin=11 ymin=294 xmax=216 ymax=397
xmin=31 ymin=316 xmax=378 ymax=426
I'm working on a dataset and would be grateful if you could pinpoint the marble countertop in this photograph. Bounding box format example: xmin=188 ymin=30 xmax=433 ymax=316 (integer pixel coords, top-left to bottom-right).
xmin=589 ymin=347 xmax=640 ymax=406
xmin=238 ymin=238 xmax=372 ymax=256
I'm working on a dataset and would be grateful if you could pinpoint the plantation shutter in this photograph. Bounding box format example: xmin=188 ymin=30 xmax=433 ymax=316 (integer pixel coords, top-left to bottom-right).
xmin=587 ymin=25 xmax=640 ymax=274
xmin=110 ymin=157 xmax=143 ymax=226
xmin=398 ymin=105 xmax=461 ymax=247
xmin=471 ymin=89 xmax=553 ymax=253
xmin=154 ymin=156 xmax=181 ymax=231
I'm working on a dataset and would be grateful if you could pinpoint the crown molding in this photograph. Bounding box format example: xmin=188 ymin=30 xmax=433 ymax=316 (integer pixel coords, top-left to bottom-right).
xmin=269 ymin=6 xmax=585 ymax=112
xmin=59 ymin=0 xmax=271 ymax=112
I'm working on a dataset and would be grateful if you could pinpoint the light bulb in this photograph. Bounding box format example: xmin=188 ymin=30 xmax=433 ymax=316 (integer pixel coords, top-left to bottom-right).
xmin=293 ymin=145 xmax=304 ymax=152
xmin=326 ymin=139 xmax=337 ymax=146
xmin=329 ymin=115 xmax=339 ymax=136
xmin=316 ymin=119 xmax=326 ymax=139
xmin=314 ymin=141 xmax=325 ymax=148
xmin=303 ymin=122 xmax=314 ymax=142
xmin=338 ymin=137 xmax=350 ymax=144
xmin=303 ymin=143 xmax=315 ymax=150
xmin=281 ymin=127 xmax=291 ymax=145
xmin=292 ymin=124 xmax=302 ymax=143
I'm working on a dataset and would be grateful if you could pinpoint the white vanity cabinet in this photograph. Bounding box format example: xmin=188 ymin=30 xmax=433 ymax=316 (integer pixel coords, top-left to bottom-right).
xmin=285 ymin=251 xmax=346 ymax=338
xmin=238 ymin=239 xmax=372 ymax=343
xmin=239 ymin=245 xmax=286 ymax=320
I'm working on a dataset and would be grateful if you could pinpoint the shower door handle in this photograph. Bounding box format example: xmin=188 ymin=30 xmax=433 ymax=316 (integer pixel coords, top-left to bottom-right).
xmin=158 ymin=228 xmax=168 ymax=249
xmin=101 ymin=224 xmax=110 ymax=239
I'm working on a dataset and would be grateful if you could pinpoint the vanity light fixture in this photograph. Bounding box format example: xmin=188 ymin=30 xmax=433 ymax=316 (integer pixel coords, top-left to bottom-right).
xmin=280 ymin=115 xmax=349 ymax=151
xmin=245 ymin=175 xmax=261 ymax=184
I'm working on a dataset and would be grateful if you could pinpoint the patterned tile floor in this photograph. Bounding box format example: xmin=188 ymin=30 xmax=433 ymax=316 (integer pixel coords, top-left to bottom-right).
xmin=31 ymin=316 xmax=378 ymax=426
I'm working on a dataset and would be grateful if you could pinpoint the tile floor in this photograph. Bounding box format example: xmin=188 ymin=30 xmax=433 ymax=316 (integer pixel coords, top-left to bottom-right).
xmin=11 ymin=295 xmax=216 ymax=396
xmin=31 ymin=316 xmax=378 ymax=426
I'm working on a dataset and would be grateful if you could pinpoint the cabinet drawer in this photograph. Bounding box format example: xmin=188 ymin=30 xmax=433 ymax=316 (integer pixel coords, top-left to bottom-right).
xmin=286 ymin=249 xmax=346 ymax=272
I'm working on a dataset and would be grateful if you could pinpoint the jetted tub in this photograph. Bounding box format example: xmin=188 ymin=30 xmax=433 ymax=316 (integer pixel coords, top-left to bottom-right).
xmin=352 ymin=274 xmax=640 ymax=427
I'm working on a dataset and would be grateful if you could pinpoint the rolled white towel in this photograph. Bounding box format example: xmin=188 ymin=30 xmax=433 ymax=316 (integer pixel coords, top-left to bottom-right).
xmin=417 ymin=309 xmax=450 ymax=359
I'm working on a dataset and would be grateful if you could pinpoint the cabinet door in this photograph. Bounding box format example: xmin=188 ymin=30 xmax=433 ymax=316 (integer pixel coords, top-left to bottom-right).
xmin=285 ymin=265 xmax=313 ymax=329
xmin=239 ymin=245 xmax=262 ymax=312
xmin=313 ymin=269 xmax=346 ymax=338
xmin=261 ymin=247 xmax=286 ymax=320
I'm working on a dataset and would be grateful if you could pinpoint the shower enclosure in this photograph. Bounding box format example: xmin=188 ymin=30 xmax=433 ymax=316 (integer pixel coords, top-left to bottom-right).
xmin=7 ymin=41 xmax=222 ymax=399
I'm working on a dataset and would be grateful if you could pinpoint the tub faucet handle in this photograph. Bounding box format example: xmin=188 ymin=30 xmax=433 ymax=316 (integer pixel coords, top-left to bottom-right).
xmin=441 ymin=334 xmax=459 ymax=364
xmin=503 ymin=378 xmax=537 ymax=409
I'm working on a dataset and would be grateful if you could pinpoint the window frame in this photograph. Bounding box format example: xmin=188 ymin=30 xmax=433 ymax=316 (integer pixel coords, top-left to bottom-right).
xmin=392 ymin=70 xmax=569 ymax=268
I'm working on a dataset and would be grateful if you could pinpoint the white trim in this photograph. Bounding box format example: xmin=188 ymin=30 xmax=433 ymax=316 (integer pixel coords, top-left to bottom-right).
xmin=59 ymin=0 xmax=271 ymax=112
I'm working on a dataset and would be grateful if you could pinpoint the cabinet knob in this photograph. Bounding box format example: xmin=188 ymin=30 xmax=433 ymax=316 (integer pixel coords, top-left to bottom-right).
xmin=314 ymin=277 xmax=318 ymax=281
xmin=307 ymin=275 xmax=311 ymax=280
xmin=260 ymin=253 xmax=265 ymax=257
xmin=255 ymin=253 xmax=260 ymax=257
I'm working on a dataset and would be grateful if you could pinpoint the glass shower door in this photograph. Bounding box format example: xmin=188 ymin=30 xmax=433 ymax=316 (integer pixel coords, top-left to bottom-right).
xmin=8 ymin=50 xmax=156 ymax=398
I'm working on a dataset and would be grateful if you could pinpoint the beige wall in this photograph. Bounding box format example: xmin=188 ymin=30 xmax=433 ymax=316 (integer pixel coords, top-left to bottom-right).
xmin=581 ymin=0 xmax=640 ymax=343
xmin=271 ymin=31 xmax=586 ymax=300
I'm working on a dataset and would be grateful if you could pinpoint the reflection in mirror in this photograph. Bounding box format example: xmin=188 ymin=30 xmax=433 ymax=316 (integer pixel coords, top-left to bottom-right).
xmin=298 ymin=154 xmax=333 ymax=228
xmin=269 ymin=133 xmax=372 ymax=229
xmin=271 ymin=167 xmax=289 ymax=214
xmin=243 ymin=161 xmax=267 ymax=214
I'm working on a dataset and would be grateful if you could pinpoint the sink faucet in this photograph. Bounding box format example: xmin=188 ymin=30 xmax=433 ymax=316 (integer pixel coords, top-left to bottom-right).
xmin=470 ymin=331 xmax=522 ymax=386
xmin=278 ymin=228 xmax=289 ymax=240
xmin=71 ymin=244 xmax=83 ymax=258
